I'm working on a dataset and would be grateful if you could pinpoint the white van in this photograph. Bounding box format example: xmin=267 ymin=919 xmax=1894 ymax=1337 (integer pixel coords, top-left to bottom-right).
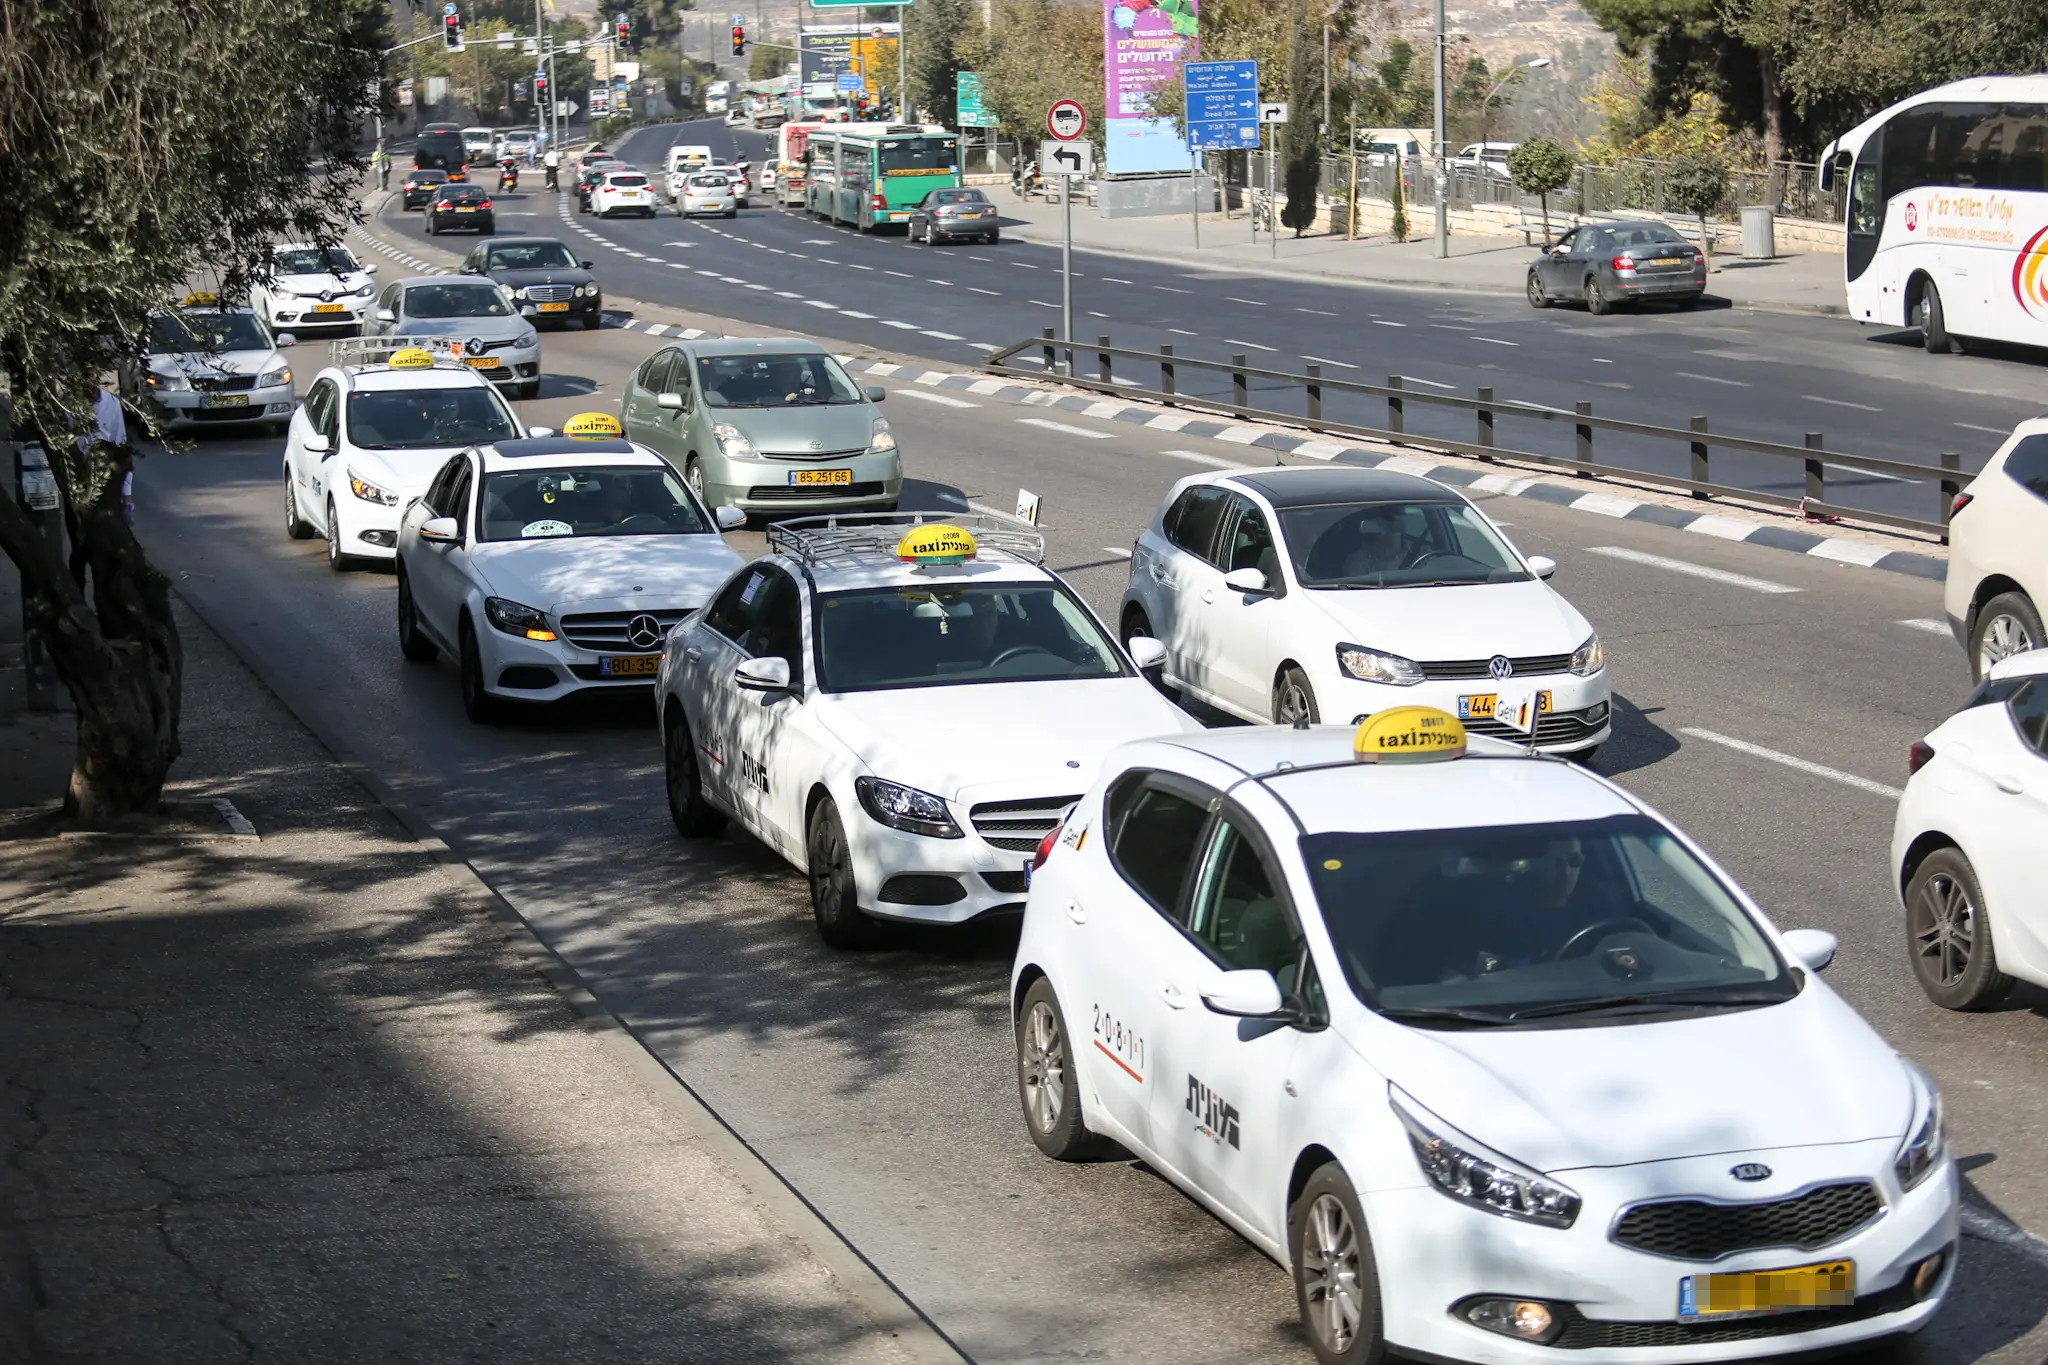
xmin=462 ymin=127 xmax=497 ymax=161
xmin=665 ymin=144 xmax=714 ymax=176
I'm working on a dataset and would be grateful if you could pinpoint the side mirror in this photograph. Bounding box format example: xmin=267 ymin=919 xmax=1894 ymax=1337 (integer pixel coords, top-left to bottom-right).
xmin=1126 ymin=635 xmax=1167 ymax=671
xmin=302 ymin=433 xmax=331 ymax=455
xmin=419 ymin=516 xmax=461 ymax=544
xmin=364 ymin=263 xmax=378 ymax=274
xmin=1200 ymin=969 xmax=1287 ymax=1019
xmin=735 ymin=655 xmax=791 ymax=692
xmin=656 ymin=391 xmax=685 ymax=410
xmin=1223 ymin=566 xmax=1269 ymax=595
xmin=275 ymin=333 xmax=296 ymax=348
xmin=459 ymin=263 xmax=478 ymax=274
xmin=580 ymin=259 xmax=594 ymax=269
xmin=864 ymin=385 xmax=887 ymax=403
xmin=526 ymin=425 xmax=555 ymax=437
xmin=1781 ymin=929 xmax=1838 ymax=973
xmin=715 ymin=505 xmax=747 ymax=531
xmin=1527 ymin=555 xmax=1557 ymax=581
xmin=375 ymin=308 xmax=396 ymax=324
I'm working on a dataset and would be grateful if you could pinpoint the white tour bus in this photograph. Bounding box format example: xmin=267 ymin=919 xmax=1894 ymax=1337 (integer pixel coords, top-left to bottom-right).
xmin=1823 ymin=74 xmax=2048 ymax=354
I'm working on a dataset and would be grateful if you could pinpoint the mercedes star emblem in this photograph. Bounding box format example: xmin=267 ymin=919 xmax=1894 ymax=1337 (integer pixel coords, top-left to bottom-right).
xmin=626 ymin=614 xmax=664 ymax=650
xmin=1488 ymin=655 xmax=1513 ymax=680
xmin=1729 ymin=1163 xmax=1772 ymax=1182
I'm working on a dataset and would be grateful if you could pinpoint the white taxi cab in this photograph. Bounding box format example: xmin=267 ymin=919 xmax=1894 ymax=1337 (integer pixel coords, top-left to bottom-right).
xmin=1122 ymin=468 xmax=1610 ymax=759
xmin=394 ymin=412 xmax=747 ymax=722
xmin=1014 ymin=709 xmax=1956 ymax=1364
xmin=655 ymin=515 xmax=1195 ymax=947
xmin=249 ymin=242 xmax=378 ymax=334
xmin=122 ymin=296 xmax=298 ymax=435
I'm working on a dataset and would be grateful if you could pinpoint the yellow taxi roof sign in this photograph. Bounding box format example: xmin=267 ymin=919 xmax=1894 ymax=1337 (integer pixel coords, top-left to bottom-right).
xmin=387 ymin=347 xmax=436 ymax=370
xmin=897 ymin=523 xmax=977 ymax=565
xmin=181 ymin=290 xmax=220 ymax=307
xmin=564 ymin=411 xmax=624 ymax=441
xmin=1353 ymin=706 xmax=1467 ymax=764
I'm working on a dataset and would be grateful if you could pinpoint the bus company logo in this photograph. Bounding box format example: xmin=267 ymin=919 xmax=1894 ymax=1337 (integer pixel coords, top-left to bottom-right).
xmin=1903 ymin=202 xmax=1918 ymax=232
xmin=2014 ymin=224 xmax=2048 ymax=320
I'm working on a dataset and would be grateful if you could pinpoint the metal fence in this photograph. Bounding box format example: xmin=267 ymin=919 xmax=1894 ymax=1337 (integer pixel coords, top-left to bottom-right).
xmin=1318 ymin=154 xmax=1843 ymax=225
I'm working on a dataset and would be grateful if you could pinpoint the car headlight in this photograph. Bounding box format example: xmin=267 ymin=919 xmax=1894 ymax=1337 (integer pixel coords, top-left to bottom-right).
xmin=355 ymin=283 xmax=375 ymax=298
xmin=1390 ymin=1088 xmax=1581 ymax=1228
xmin=258 ymin=365 xmax=291 ymax=388
xmin=145 ymin=370 xmax=189 ymax=392
xmin=1336 ymin=643 xmax=1424 ymax=686
xmin=516 ymin=329 xmax=538 ymax=348
xmin=712 ymin=423 xmax=756 ymax=459
xmin=868 ymin=416 xmax=897 ymax=453
xmin=483 ymin=596 xmax=558 ymax=642
xmin=1895 ymin=1062 xmax=1945 ymax=1192
xmin=513 ymin=286 xmax=529 ymax=300
xmin=1569 ymin=633 xmax=1604 ymax=677
xmin=854 ymin=776 xmax=963 ymax=839
xmin=346 ymin=470 xmax=399 ymax=506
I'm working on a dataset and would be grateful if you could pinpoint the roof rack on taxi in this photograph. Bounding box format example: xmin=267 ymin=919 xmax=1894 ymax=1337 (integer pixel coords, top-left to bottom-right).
xmin=327 ymin=336 xmax=470 ymax=371
xmin=767 ymin=511 xmax=1046 ymax=567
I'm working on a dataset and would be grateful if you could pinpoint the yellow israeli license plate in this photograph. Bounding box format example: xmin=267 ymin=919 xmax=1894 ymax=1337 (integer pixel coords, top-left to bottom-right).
xmin=312 ymin=303 xmax=346 ymax=314
xmin=455 ymin=206 xmax=477 ymax=212
xmin=1646 ymin=256 xmax=1685 ymax=266
xmin=201 ymin=393 xmax=248 ymax=408
xmin=1681 ymin=1260 xmax=1854 ymax=1320
xmin=463 ymin=356 xmax=500 ymax=369
xmin=599 ymin=654 xmax=660 ymax=677
xmin=789 ymin=468 xmax=853 ymax=486
xmin=537 ymin=301 xmax=570 ymax=313
xmin=1458 ymin=690 xmax=1553 ymax=720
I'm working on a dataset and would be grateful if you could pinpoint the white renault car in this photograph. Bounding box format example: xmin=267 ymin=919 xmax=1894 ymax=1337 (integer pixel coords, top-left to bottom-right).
xmin=1014 ymin=711 xmax=1956 ymax=1365
xmin=1890 ymin=647 xmax=2048 ymax=1010
xmin=1122 ymin=467 xmax=1610 ymax=758
xmin=655 ymin=514 xmax=1196 ymax=948
xmin=249 ymin=242 xmax=378 ymax=335
xmin=284 ymin=341 xmax=528 ymax=570
xmin=394 ymin=415 xmax=747 ymax=722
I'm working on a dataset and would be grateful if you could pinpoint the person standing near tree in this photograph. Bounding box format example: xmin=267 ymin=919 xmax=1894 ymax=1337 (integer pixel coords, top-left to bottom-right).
xmin=373 ymin=144 xmax=391 ymax=189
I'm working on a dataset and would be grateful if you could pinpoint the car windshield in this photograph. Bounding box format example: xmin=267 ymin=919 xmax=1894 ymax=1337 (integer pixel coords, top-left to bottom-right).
xmin=1302 ymin=815 xmax=1795 ymax=1026
xmin=486 ymin=243 xmax=578 ymax=270
xmin=404 ymin=283 xmax=511 ymax=318
xmin=815 ymin=582 xmax=1126 ymax=692
xmin=273 ymin=247 xmax=359 ymax=276
xmin=878 ymin=136 xmax=958 ymax=176
xmin=694 ymin=352 xmax=862 ymax=407
xmin=151 ymin=312 xmax=270 ymax=353
xmin=1281 ymin=499 xmax=1529 ymax=588
xmin=478 ymin=466 xmax=709 ymax=541
xmin=344 ymin=388 xmax=521 ymax=450
xmin=929 ymin=189 xmax=987 ymax=205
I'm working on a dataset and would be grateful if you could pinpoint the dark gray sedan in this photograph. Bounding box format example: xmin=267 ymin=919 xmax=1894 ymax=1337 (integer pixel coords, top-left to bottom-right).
xmin=1526 ymin=220 xmax=1706 ymax=314
xmin=905 ymin=188 xmax=1000 ymax=245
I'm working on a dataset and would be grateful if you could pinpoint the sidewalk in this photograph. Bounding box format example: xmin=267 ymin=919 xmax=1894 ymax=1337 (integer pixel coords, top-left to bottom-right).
xmin=998 ymin=195 xmax=1848 ymax=317
xmin=0 ymin=599 xmax=946 ymax=1364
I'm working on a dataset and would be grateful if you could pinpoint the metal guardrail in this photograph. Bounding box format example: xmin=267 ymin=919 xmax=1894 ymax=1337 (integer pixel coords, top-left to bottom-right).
xmin=988 ymin=332 xmax=1964 ymax=537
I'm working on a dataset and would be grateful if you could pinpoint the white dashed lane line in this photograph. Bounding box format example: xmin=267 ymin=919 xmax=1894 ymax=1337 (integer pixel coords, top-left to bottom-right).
xmin=1680 ymin=729 xmax=1903 ymax=800
xmin=1160 ymin=449 xmax=1250 ymax=468
xmin=1804 ymin=394 xmax=1882 ymax=412
xmin=1398 ymin=375 xmax=1456 ymax=390
xmin=969 ymin=287 xmax=1000 ymax=296
xmin=1226 ymin=297 xmax=1266 ymax=306
xmin=1301 ymin=355 xmax=1358 ymax=369
xmin=1898 ymin=618 xmax=1951 ymax=636
xmin=1676 ymin=371 xmax=1749 ymax=387
xmin=1584 ymin=546 xmax=1799 ymax=595
xmin=891 ymin=388 xmax=978 ymax=408
xmin=1371 ymin=320 xmax=1407 ymax=327
xmin=1102 ymin=546 xmax=1134 ymax=557
xmin=1225 ymin=339 xmax=1277 ymax=352
xmin=1018 ymin=418 xmax=1116 ymax=439
xmin=1955 ymin=421 xmax=2009 ymax=435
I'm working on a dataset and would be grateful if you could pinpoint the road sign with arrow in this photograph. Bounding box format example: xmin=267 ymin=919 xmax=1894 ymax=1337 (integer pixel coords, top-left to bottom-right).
xmin=1040 ymin=140 xmax=1093 ymax=177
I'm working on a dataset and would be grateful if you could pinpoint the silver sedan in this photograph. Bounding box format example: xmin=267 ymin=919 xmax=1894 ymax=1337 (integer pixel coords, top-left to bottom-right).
xmin=365 ymin=277 xmax=542 ymax=399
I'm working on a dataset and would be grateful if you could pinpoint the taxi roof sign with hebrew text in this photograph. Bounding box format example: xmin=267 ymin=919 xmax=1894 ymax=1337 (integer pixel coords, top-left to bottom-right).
xmin=1353 ymin=707 xmax=1467 ymax=763
xmin=897 ymin=523 xmax=977 ymax=564
xmin=564 ymin=411 xmax=624 ymax=440
xmin=387 ymin=347 xmax=437 ymax=370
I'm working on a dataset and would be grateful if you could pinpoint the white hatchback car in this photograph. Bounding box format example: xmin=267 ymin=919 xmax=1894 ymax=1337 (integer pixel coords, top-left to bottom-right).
xmin=655 ymin=515 xmax=1194 ymax=947
xmin=250 ymin=242 xmax=378 ymax=335
xmin=394 ymin=420 xmax=747 ymax=721
xmin=1890 ymin=647 xmax=2048 ymax=1010
xmin=1122 ymin=467 xmax=1610 ymax=757
xmin=1943 ymin=418 xmax=2048 ymax=679
xmin=676 ymin=171 xmax=738 ymax=218
xmin=591 ymin=170 xmax=659 ymax=218
xmin=1015 ymin=712 xmax=1956 ymax=1365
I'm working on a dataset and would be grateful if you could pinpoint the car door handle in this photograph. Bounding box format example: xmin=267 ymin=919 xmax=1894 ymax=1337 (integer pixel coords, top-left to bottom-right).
xmin=1201 ymin=586 xmax=1215 ymax=604
xmin=1062 ymin=900 xmax=1086 ymax=925
xmin=1994 ymin=774 xmax=2026 ymax=795
xmin=684 ymin=648 xmax=703 ymax=662
xmin=1158 ymin=983 xmax=1187 ymax=1010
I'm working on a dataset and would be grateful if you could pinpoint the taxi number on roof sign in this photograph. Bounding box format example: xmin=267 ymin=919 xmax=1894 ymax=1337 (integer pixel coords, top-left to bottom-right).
xmin=897 ymin=523 xmax=977 ymax=564
xmin=564 ymin=411 xmax=623 ymax=440
xmin=1353 ymin=706 xmax=1467 ymax=763
xmin=388 ymin=347 xmax=437 ymax=369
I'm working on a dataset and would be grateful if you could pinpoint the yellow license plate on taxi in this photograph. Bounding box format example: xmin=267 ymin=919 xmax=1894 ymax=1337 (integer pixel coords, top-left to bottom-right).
xmin=538 ymin=302 xmax=570 ymax=312
xmin=463 ymin=356 xmax=500 ymax=369
xmin=312 ymin=303 xmax=346 ymax=314
xmin=1458 ymin=691 xmax=1552 ymax=720
xmin=599 ymin=654 xmax=660 ymax=677
xmin=1681 ymin=1260 xmax=1853 ymax=1321
xmin=201 ymin=393 xmax=248 ymax=408
xmin=789 ymin=469 xmax=853 ymax=486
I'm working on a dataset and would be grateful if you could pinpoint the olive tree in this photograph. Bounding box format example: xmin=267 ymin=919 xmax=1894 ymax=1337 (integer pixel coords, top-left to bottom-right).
xmin=1666 ymin=154 xmax=1731 ymax=273
xmin=1506 ymin=137 xmax=1574 ymax=243
xmin=0 ymin=0 xmax=384 ymax=818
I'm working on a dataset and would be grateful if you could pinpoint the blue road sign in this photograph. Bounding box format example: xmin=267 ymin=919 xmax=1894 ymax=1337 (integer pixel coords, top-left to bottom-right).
xmin=1184 ymin=59 xmax=1258 ymax=150
xmin=836 ymin=71 xmax=864 ymax=93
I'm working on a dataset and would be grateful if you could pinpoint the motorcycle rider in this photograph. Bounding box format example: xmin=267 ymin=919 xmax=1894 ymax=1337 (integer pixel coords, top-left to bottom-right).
xmin=498 ymin=156 xmax=519 ymax=192
xmin=543 ymin=146 xmax=560 ymax=190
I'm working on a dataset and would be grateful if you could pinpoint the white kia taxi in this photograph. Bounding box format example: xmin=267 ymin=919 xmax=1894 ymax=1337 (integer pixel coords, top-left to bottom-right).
xmin=1014 ymin=710 xmax=1956 ymax=1364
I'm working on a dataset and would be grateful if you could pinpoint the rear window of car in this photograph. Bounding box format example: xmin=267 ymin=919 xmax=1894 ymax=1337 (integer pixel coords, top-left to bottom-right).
xmin=608 ymin=174 xmax=648 ymax=187
xmin=2001 ymin=433 xmax=2048 ymax=501
xmin=410 ymin=170 xmax=449 ymax=183
xmin=690 ymin=175 xmax=731 ymax=188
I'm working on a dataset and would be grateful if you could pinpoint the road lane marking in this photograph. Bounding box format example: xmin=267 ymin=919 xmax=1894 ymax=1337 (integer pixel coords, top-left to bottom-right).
xmin=1225 ymin=339 xmax=1278 ymax=351
xmin=1104 ymin=277 xmax=1133 ymax=284
xmin=1155 ymin=285 xmax=1191 ymax=293
xmin=805 ymin=300 xmax=840 ymax=309
xmin=1473 ymin=336 xmax=1519 ymax=347
xmin=1301 ymin=355 xmax=1358 ymax=369
xmin=1585 ymin=545 xmax=1799 ymax=594
xmin=1399 ymin=375 xmax=1456 ymax=390
xmin=1954 ymin=421 xmax=2009 ymax=435
xmin=774 ymin=290 xmax=801 ymax=297
xmin=969 ymin=287 xmax=1000 ymax=296
xmin=883 ymin=269 xmax=911 ymax=277
xmin=928 ymin=279 xmax=953 ymax=286
xmin=880 ymin=319 xmax=918 ymax=328
xmin=802 ymin=238 xmax=832 ymax=244
xmin=1372 ymin=320 xmax=1407 ymax=327
xmin=1102 ymin=545 xmax=1134 ymax=557
xmin=840 ymin=309 xmax=876 ymax=318
xmin=1028 ymin=299 xmax=1057 ymax=308
xmin=1507 ymin=398 xmax=1571 ymax=413
xmin=745 ymin=283 xmax=769 ymax=290
xmin=1160 ymin=449 xmax=1250 ymax=467
xmin=969 ymin=255 xmax=993 ymax=261
xmin=1898 ymin=618 xmax=1950 ymax=635
xmin=1297 ymin=308 xmax=1337 ymax=316
xmin=1680 ymin=728 xmax=1902 ymax=799
xmin=1226 ymin=297 xmax=1267 ymax=306
xmin=1803 ymin=394 xmax=1882 ymax=411
xmin=921 ymin=329 xmax=965 ymax=339
xmin=1431 ymin=323 xmax=1477 ymax=331
xmin=1018 ymin=417 xmax=1114 ymax=439
xmin=845 ymin=262 xmax=874 ymax=270
xmin=1014 ymin=262 xmax=1039 ymax=269
xmin=892 ymin=388 xmax=978 ymax=408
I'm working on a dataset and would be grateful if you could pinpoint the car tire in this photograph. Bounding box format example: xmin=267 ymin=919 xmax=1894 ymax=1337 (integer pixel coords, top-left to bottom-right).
xmin=1273 ymin=665 xmax=1320 ymax=726
xmin=458 ymin=615 xmax=507 ymax=724
xmin=725 ymin=207 xmax=737 ymax=219
xmin=283 ymin=467 xmax=315 ymax=539
xmin=1584 ymin=274 xmax=1611 ymax=316
xmin=1016 ymin=978 xmax=1114 ymax=1162
xmin=395 ymin=563 xmax=439 ymax=662
xmin=325 ymin=498 xmax=358 ymax=571
xmin=1970 ymin=591 xmax=2043 ymax=681
xmin=1289 ymin=1163 xmax=1388 ymax=1365
xmin=516 ymin=381 xmax=539 ymax=400
xmin=1121 ymin=605 xmax=1178 ymax=700
xmin=1675 ymin=293 xmax=1702 ymax=310
xmin=684 ymin=457 xmax=707 ymax=504
xmin=806 ymin=798 xmax=879 ymax=949
xmin=1918 ymin=280 xmax=1964 ymax=354
xmin=664 ymin=706 xmax=727 ymax=838
xmin=1526 ymin=271 xmax=1548 ymax=308
xmin=1906 ymin=847 xmax=2014 ymax=1011
xmin=987 ymin=231 xmax=1000 ymax=244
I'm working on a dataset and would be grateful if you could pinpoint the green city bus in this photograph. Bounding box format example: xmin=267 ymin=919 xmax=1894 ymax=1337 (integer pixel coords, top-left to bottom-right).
xmin=803 ymin=127 xmax=961 ymax=232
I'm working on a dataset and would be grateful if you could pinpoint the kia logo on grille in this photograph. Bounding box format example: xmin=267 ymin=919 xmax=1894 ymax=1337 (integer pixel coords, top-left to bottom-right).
xmin=1730 ymin=1163 xmax=1772 ymax=1182
xmin=625 ymin=614 xmax=664 ymax=649
xmin=1488 ymin=655 xmax=1513 ymax=680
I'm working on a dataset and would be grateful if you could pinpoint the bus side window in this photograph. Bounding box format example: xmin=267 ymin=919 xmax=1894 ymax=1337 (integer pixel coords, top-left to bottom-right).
xmin=1848 ymin=162 xmax=1881 ymax=237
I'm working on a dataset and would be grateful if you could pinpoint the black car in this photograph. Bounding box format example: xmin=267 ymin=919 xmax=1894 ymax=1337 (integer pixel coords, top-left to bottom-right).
xmin=426 ymin=184 xmax=495 ymax=235
xmin=1527 ymin=219 xmax=1706 ymax=315
xmin=460 ymin=237 xmax=601 ymax=331
xmin=400 ymin=168 xmax=451 ymax=209
xmin=575 ymin=160 xmax=625 ymax=212
xmin=905 ymin=187 xmax=1000 ymax=245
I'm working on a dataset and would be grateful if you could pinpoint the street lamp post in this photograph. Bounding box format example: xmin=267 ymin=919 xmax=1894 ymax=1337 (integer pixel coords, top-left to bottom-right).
xmin=1431 ymin=0 xmax=1447 ymax=258
xmin=1478 ymin=57 xmax=1549 ymax=149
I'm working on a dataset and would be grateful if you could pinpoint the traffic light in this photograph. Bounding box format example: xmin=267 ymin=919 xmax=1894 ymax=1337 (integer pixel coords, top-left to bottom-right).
xmin=534 ymin=70 xmax=547 ymax=101
xmin=616 ymin=12 xmax=630 ymax=47
xmin=442 ymin=2 xmax=462 ymax=51
xmin=731 ymin=22 xmax=745 ymax=54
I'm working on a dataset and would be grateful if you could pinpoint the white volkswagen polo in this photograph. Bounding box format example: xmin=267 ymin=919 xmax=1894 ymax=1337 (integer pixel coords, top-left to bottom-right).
xmin=655 ymin=515 xmax=1197 ymax=947
xmin=1121 ymin=467 xmax=1610 ymax=758
xmin=1014 ymin=710 xmax=1956 ymax=1365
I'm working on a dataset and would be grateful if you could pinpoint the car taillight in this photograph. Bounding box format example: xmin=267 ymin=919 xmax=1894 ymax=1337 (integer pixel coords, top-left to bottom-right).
xmin=1610 ymin=255 xmax=1636 ymax=272
xmin=480 ymin=200 xmax=492 ymax=209
xmin=871 ymin=192 xmax=887 ymax=210
xmin=1908 ymin=740 xmax=1937 ymax=775
xmin=1951 ymin=492 xmax=1973 ymax=518
xmin=1030 ymin=823 xmax=1064 ymax=872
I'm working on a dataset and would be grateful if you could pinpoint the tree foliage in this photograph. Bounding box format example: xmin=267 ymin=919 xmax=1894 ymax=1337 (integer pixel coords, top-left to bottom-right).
xmin=903 ymin=0 xmax=985 ymax=124
xmin=1507 ymin=138 xmax=1574 ymax=196
xmin=1280 ymin=0 xmax=1323 ymax=233
xmin=977 ymin=0 xmax=1105 ymax=149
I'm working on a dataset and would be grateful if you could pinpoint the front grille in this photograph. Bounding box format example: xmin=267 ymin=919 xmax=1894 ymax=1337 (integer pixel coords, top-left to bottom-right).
xmin=970 ymin=795 xmax=1082 ymax=852
xmin=524 ymin=284 xmax=574 ymax=303
xmin=1551 ymin=1277 xmax=1918 ymax=1349
xmin=190 ymin=405 xmax=263 ymax=422
xmin=558 ymin=608 xmax=694 ymax=652
xmin=746 ymin=481 xmax=886 ymax=502
xmin=762 ymin=447 xmax=869 ymax=462
xmin=1419 ymin=652 xmax=1574 ymax=681
xmin=567 ymin=664 xmax=660 ymax=682
xmin=1611 ymin=1181 xmax=1883 ymax=1262
xmin=1462 ymin=708 xmax=1607 ymax=746
xmin=191 ymin=374 xmax=257 ymax=393
xmin=982 ymin=870 xmax=1028 ymax=894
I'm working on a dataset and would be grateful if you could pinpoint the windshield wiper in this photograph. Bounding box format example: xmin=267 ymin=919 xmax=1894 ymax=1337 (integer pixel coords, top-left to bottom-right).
xmin=1507 ymin=989 xmax=1785 ymax=1021
xmin=1375 ymin=1005 xmax=1515 ymax=1028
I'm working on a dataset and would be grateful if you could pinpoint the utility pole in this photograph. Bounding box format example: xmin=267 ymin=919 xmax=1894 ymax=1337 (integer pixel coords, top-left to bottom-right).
xmin=1432 ymin=0 xmax=1448 ymax=257
xmin=898 ymin=17 xmax=907 ymax=120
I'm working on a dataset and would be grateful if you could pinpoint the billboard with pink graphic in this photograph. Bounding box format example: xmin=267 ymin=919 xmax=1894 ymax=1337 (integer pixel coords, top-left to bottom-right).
xmin=1103 ymin=0 xmax=1197 ymax=174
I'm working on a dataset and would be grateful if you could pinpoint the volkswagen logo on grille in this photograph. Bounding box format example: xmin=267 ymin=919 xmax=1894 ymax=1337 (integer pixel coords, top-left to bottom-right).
xmin=625 ymin=614 xmax=664 ymax=649
xmin=467 ymin=336 xmax=486 ymax=356
xmin=1730 ymin=1163 xmax=1773 ymax=1182
xmin=1488 ymin=654 xmax=1513 ymax=680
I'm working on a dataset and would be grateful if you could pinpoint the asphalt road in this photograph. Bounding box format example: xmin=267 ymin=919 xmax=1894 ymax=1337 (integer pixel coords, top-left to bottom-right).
xmin=364 ymin=116 xmax=2048 ymax=532
xmin=134 ymin=316 xmax=2048 ymax=1364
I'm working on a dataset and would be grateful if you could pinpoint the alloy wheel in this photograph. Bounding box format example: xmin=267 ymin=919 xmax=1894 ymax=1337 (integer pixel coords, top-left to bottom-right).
xmin=1019 ymin=1000 xmax=1065 ymax=1135
xmin=1979 ymin=612 xmax=2037 ymax=675
xmin=1301 ymin=1193 xmax=1363 ymax=1353
xmin=1912 ymin=871 xmax=1977 ymax=987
